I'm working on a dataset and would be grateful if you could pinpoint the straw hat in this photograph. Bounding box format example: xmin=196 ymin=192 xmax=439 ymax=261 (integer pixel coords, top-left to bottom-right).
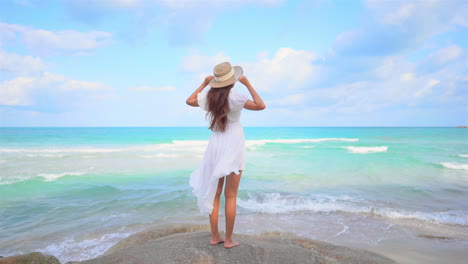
xmin=209 ymin=62 xmax=243 ymax=88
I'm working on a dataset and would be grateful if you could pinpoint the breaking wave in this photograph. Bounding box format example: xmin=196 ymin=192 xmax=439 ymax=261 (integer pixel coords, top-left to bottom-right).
xmin=440 ymin=162 xmax=468 ymax=171
xmin=37 ymin=171 xmax=86 ymax=182
xmin=238 ymin=193 xmax=467 ymax=225
xmin=342 ymin=146 xmax=388 ymax=154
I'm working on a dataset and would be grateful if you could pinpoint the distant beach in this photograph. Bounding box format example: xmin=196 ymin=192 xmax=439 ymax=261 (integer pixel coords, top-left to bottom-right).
xmin=1 ymin=127 xmax=467 ymax=264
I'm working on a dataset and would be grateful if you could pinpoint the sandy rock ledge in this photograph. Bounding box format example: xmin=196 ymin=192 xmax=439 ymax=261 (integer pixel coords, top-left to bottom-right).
xmin=0 ymin=252 xmax=60 ymax=264
xmin=0 ymin=223 xmax=400 ymax=264
xmin=67 ymin=223 xmax=399 ymax=264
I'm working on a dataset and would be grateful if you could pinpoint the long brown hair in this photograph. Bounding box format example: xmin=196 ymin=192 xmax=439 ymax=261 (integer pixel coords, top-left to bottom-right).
xmin=206 ymin=84 xmax=234 ymax=132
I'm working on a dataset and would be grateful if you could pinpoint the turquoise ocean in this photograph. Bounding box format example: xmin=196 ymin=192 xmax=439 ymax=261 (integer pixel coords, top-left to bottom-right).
xmin=1 ymin=127 xmax=467 ymax=263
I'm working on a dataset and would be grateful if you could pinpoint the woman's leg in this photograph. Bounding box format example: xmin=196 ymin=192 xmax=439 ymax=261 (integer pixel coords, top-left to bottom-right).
xmin=209 ymin=176 xmax=225 ymax=245
xmin=224 ymin=170 xmax=242 ymax=248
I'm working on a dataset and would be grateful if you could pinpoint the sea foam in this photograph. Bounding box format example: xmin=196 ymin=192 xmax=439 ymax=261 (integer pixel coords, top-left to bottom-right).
xmin=440 ymin=162 xmax=468 ymax=171
xmin=238 ymin=193 xmax=368 ymax=214
xmin=139 ymin=154 xmax=180 ymax=159
xmin=37 ymin=172 xmax=86 ymax=181
xmin=27 ymin=154 xmax=65 ymax=158
xmin=247 ymin=138 xmax=359 ymax=146
xmin=238 ymin=192 xmax=468 ymax=225
xmin=35 ymin=230 xmax=137 ymax=263
xmin=0 ymin=147 xmax=126 ymax=153
xmin=458 ymin=154 xmax=468 ymax=158
xmin=0 ymin=138 xmax=359 ymax=155
xmin=342 ymin=146 xmax=388 ymax=154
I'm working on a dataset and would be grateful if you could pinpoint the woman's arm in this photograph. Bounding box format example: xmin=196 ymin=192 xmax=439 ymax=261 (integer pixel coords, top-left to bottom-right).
xmin=239 ymin=76 xmax=266 ymax=111
xmin=186 ymin=76 xmax=214 ymax=107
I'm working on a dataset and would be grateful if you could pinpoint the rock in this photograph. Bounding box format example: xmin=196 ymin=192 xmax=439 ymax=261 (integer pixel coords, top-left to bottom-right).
xmin=103 ymin=222 xmax=210 ymax=256
xmin=0 ymin=252 xmax=60 ymax=264
xmin=74 ymin=224 xmax=399 ymax=264
xmin=418 ymin=234 xmax=453 ymax=240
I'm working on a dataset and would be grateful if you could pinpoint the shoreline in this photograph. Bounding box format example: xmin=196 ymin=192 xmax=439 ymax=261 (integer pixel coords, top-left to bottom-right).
xmin=2 ymin=220 xmax=467 ymax=264
xmin=1 ymin=211 xmax=468 ymax=264
xmin=1 ymin=223 xmax=399 ymax=264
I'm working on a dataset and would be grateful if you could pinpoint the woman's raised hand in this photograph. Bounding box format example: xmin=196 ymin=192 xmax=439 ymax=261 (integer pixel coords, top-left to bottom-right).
xmin=186 ymin=75 xmax=214 ymax=107
xmin=204 ymin=75 xmax=215 ymax=85
xmin=239 ymin=75 xmax=249 ymax=86
xmin=239 ymin=75 xmax=266 ymax=111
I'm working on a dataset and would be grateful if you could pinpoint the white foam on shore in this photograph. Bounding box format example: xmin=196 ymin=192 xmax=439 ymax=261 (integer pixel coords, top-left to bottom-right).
xmin=239 ymin=193 xmax=367 ymax=214
xmin=440 ymin=162 xmax=468 ymax=171
xmin=342 ymin=146 xmax=388 ymax=154
xmin=0 ymin=176 xmax=30 ymax=185
xmin=139 ymin=153 xmax=180 ymax=159
xmin=458 ymin=154 xmax=468 ymax=158
xmin=373 ymin=209 xmax=468 ymax=225
xmin=0 ymin=159 xmax=6 ymax=164
xmin=35 ymin=230 xmax=136 ymax=263
xmin=26 ymin=154 xmax=65 ymax=158
xmin=0 ymin=147 xmax=127 ymax=153
xmin=37 ymin=172 xmax=86 ymax=181
xmin=171 ymin=140 xmax=207 ymax=146
xmin=81 ymin=155 xmax=97 ymax=158
xmin=246 ymin=138 xmax=359 ymax=147
xmin=0 ymin=138 xmax=359 ymax=155
xmin=238 ymin=193 xmax=468 ymax=225
xmin=327 ymin=222 xmax=349 ymax=239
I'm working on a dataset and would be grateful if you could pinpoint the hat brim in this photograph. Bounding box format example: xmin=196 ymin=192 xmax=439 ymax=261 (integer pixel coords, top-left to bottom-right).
xmin=209 ymin=66 xmax=243 ymax=88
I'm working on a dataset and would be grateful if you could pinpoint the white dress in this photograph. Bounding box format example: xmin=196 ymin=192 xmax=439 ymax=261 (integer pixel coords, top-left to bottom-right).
xmin=190 ymin=89 xmax=249 ymax=214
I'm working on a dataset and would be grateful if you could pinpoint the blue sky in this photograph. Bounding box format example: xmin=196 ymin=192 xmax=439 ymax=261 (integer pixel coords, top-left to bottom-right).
xmin=0 ymin=0 xmax=467 ymax=127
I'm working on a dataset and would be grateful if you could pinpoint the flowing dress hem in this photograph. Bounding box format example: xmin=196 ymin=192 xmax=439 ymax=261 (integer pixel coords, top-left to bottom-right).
xmin=190 ymin=165 xmax=245 ymax=214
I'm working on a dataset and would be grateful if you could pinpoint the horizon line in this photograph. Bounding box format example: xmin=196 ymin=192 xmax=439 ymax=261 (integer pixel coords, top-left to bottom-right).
xmin=1 ymin=126 xmax=466 ymax=128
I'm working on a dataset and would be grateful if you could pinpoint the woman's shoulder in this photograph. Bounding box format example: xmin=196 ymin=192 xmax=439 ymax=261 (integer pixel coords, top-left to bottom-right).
xmin=230 ymin=89 xmax=247 ymax=98
xmin=229 ymin=89 xmax=249 ymax=110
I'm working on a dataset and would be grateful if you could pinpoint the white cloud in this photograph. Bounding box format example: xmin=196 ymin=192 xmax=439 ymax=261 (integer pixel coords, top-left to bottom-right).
xmin=335 ymin=0 xmax=467 ymax=57
xmin=159 ymin=0 xmax=284 ymax=9
xmin=303 ymin=45 xmax=466 ymax=115
xmin=400 ymin=73 xmax=414 ymax=81
xmin=0 ymin=22 xmax=112 ymax=56
xmin=128 ymin=86 xmax=176 ymax=92
xmin=243 ymin=47 xmax=318 ymax=91
xmin=277 ymin=93 xmax=305 ymax=106
xmin=414 ymin=79 xmax=439 ymax=98
xmin=59 ymin=79 xmax=112 ymax=91
xmin=67 ymin=0 xmax=285 ymax=10
xmin=61 ymin=0 xmax=285 ymax=46
xmin=432 ymin=45 xmax=463 ymax=65
xmin=334 ymin=30 xmax=356 ymax=46
xmin=452 ymin=15 xmax=468 ymax=27
xmin=365 ymin=0 xmax=467 ymax=30
xmin=181 ymin=50 xmax=230 ymax=72
xmin=109 ymin=0 xmax=140 ymax=8
xmin=13 ymin=0 xmax=34 ymax=7
xmin=373 ymin=56 xmax=415 ymax=80
xmin=0 ymin=76 xmax=35 ymax=105
xmin=417 ymin=45 xmax=466 ymax=75
xmin=0 ymin=47 xmax=114 ymax=111
xmin=180 ymin=47 xmax=319 ymax=92
xmin=0 ymin=49 xmax=46 ymax=75
xmin=62 ymin=0 xmax=285 ymax=10
xmin=0 ymin=72 xmax=113 ymax=108
xmin=382 ymin=3 xmax=415 ymax=25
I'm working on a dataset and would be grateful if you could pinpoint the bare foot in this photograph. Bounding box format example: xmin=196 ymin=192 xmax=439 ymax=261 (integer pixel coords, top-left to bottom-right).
xmin=224 ymin=240 xmax=240 ymax=248
xmin=210 ymin=236 xmax=224 ymax=245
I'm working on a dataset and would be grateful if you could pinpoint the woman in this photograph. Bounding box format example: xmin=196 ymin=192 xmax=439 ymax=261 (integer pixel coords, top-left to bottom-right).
xmin=186 ymin=62 xmax=266 ymax=248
